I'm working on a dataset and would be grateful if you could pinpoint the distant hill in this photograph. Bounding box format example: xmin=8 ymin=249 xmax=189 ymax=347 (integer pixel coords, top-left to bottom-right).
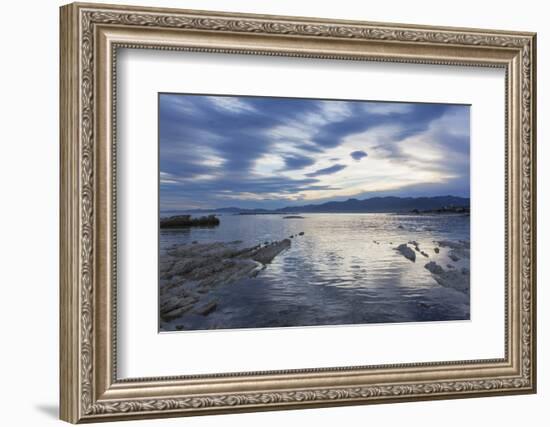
xmin=164 ymin=196 xmax=470 ymax=215
xmin=276 ymin=195 xmax=470 ymax=213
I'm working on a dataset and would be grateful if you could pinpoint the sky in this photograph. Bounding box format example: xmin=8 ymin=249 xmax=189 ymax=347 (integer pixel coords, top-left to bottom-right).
xmin=159 ymin=93 xmax=470 ymax=211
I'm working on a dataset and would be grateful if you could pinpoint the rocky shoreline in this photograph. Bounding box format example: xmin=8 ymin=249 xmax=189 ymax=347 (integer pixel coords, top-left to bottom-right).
xmin=394 ymin=239 xmax=470 ymax=295
xmin=160 ymin=238 xmax=292 ymax=327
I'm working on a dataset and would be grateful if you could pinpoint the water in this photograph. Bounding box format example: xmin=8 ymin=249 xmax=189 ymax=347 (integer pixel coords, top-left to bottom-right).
xmin=160 ymin=213 xmax=470 ymax=330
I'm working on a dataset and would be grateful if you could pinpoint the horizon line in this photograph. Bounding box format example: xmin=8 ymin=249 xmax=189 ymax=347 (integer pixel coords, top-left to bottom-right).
xmin=160 ymin=194 xmax=470 ymax=213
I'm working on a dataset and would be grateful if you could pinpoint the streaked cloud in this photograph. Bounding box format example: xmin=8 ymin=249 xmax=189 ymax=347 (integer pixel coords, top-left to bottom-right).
xmin=208 ymin=96 xmax=256 ymax=114
xmin=306 ymin=164 xmax=347 ymax=177
xmin=159 ymin=93 xmax=470 ymax=211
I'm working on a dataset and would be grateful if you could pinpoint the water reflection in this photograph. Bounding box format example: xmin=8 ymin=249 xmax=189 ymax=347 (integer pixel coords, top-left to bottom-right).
xmin=160 ymin=213 xmax=470 ymax=330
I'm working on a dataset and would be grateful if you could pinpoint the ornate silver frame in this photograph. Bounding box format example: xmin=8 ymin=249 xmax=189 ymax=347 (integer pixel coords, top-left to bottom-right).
xmin=60 ymin=2 xmax=537 ymax=423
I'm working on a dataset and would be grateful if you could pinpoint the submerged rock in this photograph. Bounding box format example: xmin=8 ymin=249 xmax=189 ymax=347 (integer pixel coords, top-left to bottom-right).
xmin=283 ymin=215 xmax=305 ymax=219
xmin=196 ymin=300 xmax=218 ymax=316
xmin=424 ymin=261 xmax=469 ymax=294
xmin=396 ymin=244 xmax=416 ymax=262
xmin=425 ymin=261 xmax=444 ymax=275
xmin=438 ymin=240 xmax=470 ymax=262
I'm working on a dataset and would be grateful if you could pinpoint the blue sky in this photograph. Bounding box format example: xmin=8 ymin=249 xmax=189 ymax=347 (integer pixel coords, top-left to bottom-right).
xmin=159 ymin=93 xmax=470 ymax=211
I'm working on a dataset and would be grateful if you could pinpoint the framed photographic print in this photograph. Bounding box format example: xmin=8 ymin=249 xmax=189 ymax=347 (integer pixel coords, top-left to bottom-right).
xmin=60 ymin=2 xmax=537 ymax=423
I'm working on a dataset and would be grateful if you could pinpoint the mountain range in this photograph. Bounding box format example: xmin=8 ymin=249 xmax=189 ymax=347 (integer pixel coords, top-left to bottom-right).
xmin=166 ymin=195 xmax=470 ymax=215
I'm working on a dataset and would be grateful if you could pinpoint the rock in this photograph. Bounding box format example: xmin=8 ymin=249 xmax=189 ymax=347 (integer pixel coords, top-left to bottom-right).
xmin=438 ymin=240 xmax=470 ymax=262
xmin=195 ymin=259 xmax=263 ymax=289
xmin=397 ymin=225 xmax=404 ymax=229
xmin=420 ymin=251 xmax=429 ymax=258
xmin=160 ymin=214 xmax=220 ymax=228
xmin=252 ymin=239 xmax=291 ymax=264
xmin=437 ymin=269 xmax=470 ymax=294
xmin=396 ymin=244 xmax=416 ymax=262
xmin=283 ymin=215 xmax=305 ymax=219
xmin=159 ymin=259 xmax=175 ymax=273
xmin=434 ymin=247 xmax=440 ymax=254
xmin=159 ymin=238 xmax=291 ymax=323
xmin=160 ymin=295 xmax=197 ymax=314
xmin=425 ymin=261 xmax=444 ymax=275
xmin=298 ymin=232 xmax=305 ymax=236
xmin=161 ymin=303 xmax=194 ymax=321
xmin=408 ymin=240 xmax=420 ymax=252
xmin=437 ymin=240 xmax=464 ymax=249
xmin=424 ymin=261 xmax=469 ymax=294
xmin=196 ymin=301 xmax=217 ymax=316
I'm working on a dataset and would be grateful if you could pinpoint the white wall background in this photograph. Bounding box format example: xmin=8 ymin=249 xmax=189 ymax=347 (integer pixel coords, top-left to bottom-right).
xmin=0 ymin=0 xmax=545 ymax=425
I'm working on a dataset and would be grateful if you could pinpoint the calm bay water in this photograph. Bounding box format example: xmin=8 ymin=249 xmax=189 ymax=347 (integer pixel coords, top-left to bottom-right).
xmin=160 ymin=213 xmax=470 ymax=330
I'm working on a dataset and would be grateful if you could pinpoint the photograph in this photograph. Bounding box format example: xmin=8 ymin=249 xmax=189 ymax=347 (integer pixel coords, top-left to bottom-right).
xmin=158 ymin=93 xmax=471 ymax=331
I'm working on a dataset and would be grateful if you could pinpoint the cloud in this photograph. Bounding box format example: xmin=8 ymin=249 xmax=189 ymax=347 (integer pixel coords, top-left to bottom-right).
xmin=350 ymin=150 xmax=368 ymax=161
xmin=306 ymin=164 xmax=347 ymax=177
xmin=281 ymin=154 xmax=316 ymax=170
xmin=362 ymin=103 xmax=413 ymax=115
xmin=159 ymin=93 xmax=470 ymax=210
xmin=318 ymin=100 xmax=352 ymax=121
xmin=208 ymin=96 xmax=256 ymax=113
